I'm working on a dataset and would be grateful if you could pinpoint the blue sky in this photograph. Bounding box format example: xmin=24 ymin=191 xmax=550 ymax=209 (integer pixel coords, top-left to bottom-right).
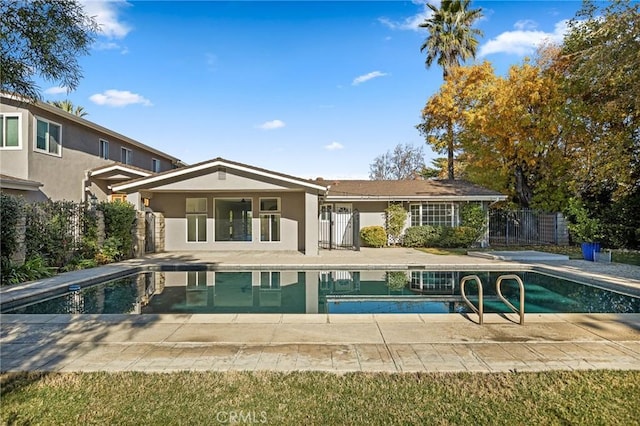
xmin=43 ymin=0 xmax=582 ymax=179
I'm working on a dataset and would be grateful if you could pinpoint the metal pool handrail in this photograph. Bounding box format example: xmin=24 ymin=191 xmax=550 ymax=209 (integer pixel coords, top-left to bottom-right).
xmin=496 ymin=274 xmax=525 ymax=325
xmin=460 ymin=275 xmax=483 ymax=325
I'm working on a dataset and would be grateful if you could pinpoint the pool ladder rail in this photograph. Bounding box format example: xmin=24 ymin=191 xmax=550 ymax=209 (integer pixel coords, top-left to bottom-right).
xmin=460 ymin=274 xmax=525 ymax=325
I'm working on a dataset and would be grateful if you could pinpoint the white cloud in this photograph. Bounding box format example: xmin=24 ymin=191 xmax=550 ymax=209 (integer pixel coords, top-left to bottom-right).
xmin=378 ymin=1 xmax=433 ymax=31
xmin=44 ymin=86 xmax=69 ymax=95
xmin=352 ymin=71 xmax=388 ymax=86
xmin=258 ymin=119 xmax=286 ymax=130
xmin=514 ymin=19 xmax=538 ymax=31
xmin=479 ymin=19 xmax=569 ymax=57
xmin=324 ymin=142 xmax=344 ymax=151
xmin=89 ymin=90 xmax=152 ymax=107
xmin=81 ymin=0 xmax=132 ymax=38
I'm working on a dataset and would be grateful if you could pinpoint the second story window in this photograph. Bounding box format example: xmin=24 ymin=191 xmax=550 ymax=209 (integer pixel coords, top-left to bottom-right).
xmin=0 ymin=114 xmax=21 ymax=149
xmin=35 ymin=117 xmax=61 ymax=156
xmin=121 ymin=147 xmax=132 ymax=165
xmin=99 ymin=139 xmax=109 ymax=159
xmin=152 ymin=158 xmax=160 ymax=173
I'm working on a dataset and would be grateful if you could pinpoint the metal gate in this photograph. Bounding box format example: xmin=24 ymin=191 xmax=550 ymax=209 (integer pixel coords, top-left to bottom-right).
xmin=489 ymin=209 xmax=564 ymax=246
xmin=144 ymin=211 xmax=155 ymax=253
xmin=319 ymin=206 xmax=360 ymax=250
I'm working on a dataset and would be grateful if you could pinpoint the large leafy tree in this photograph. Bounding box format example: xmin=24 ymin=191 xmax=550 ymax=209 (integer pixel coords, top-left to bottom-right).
xmin=0 ymin=0 xmax=98 ymax=101
xmin=419 ymin=0 xmax=483 ymax=180
xmin=560 ymin=0 xmax=640 ymax=248
xmin=47 ymin=99 xmax=88 ymax=117
xmin=369 ymin=143 xmax=426 ymax=180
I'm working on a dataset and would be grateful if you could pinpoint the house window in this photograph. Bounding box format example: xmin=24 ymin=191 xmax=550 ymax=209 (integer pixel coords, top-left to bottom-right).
xmin=152 ymin=158 xmax=161 ymax=173
xmin=260 ymin=198 xmax=280 ymax=242
xmin=121 ymin=147 xmax=132 ymax=165
xmin=187 ymin=271 xmax=207 ymax=287
xmin=99 ymin=139 xmax=109 ymax=159
xmin=410 ymin=203 xmax=458 ymax=227
xmin=35 ymin=117 xmax=61 ymax=156
xmin=215 ymin=198 xmax=252 ymax=241
xmin=0 ymin=114 xmax=20 ymax=149
xmin=186 ymin=198 xmax=207 ymax=242
xmin=110 ymin=194 xmax=127 ymax=202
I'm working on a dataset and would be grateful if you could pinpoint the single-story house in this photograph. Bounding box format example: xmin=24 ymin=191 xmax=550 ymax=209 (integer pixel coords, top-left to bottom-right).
xmin=111 ymin=157 xmax=507 ymax=255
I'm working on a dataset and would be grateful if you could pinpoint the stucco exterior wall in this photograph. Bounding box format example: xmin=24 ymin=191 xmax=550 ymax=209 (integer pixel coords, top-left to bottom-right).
xmin=150 ymin=191 xmax=309 ymax=253
xmin=1 ymin=98 xmax=177 ymax=202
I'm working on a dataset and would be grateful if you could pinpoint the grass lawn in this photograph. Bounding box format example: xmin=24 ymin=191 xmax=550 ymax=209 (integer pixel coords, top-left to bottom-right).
xmin=2 ymin=371 xmax=639 ymax=425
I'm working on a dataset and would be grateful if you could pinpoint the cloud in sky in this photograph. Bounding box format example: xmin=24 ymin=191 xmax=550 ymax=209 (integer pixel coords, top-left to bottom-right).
xmin=89 ymin=90 xmax=152 ymax=107
xmin=44 ymin=86 xmax=69 ymax=95
xmin=258 ymin=119 xmax=286 ymax=130
xmin=324 ymin=141 xmax=344 ymax=151
xmin=378 ymin=1 xmax=432 ymax=31
xmin=81 ymin=0 xmax=132 ymax=38
xmin=352 ymin=71 xmax=388 ymax=86
xmin=479 ymin=20 xmax=569 ymax=57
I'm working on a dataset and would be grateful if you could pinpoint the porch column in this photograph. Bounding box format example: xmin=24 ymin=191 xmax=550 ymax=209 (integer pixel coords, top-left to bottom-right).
xmin=304 ymin=192 xmax=319 ymax=256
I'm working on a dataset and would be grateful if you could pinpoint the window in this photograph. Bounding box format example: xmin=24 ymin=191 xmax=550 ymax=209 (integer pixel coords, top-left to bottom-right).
xmin=152 ymin=158 xmax=161 ymax=173
xmin=215 ymin=198 xmax=252 ymax=241
xmin=99 ymin=139 xmax=109 ymax=159
xmin=121 ymin=147 xmax=132 ymax=165
xmin=0 ymin=114 xmax=20 ymax=149
xmin=410 ymin=203 xmax=458 ymax=227
xmin=186 ymin=198 xmax=207 ymax=242
xmin=35 ymin=117 xmax=61 ymax=156
xmin=187 ymin=271 xmax=207 ymax=287
xmin=259 ymin=198 xmax=280 ymax=242
xmin=109 ymin=194 xmax=127 ymax=202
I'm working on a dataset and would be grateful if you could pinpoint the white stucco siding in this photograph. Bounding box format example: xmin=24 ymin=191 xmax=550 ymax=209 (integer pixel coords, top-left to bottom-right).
xmin=148 ymin=171 xmax=293 ymax=192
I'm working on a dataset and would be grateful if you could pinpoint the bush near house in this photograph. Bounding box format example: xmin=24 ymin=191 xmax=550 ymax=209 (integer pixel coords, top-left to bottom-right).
xmin=403 ymin=225 xmax=441 ymax=247
xmin=0 ymin=194 xmax=138 ymax=285
xmin=360 ymin=226 xmax=387 ymax=248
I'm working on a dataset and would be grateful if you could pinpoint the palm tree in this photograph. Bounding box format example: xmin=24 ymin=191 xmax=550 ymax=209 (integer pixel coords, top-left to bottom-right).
xmin=47 ymin=99 xmax=88 ymax=117
xmin=420 ymin=0 xmax=482 ymax=179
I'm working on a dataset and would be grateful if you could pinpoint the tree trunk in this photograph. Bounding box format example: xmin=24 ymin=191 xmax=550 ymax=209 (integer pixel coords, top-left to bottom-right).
xmin=447 ymin=118 xmax=455 ymax=180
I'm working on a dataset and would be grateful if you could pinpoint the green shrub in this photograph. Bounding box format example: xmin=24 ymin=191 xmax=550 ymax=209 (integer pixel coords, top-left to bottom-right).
xmin=1 ymin=256 xmax=54 ymax=286
xmin=360 ymin=226 xmax=387 ymax=248
xmin=439 ymin=226 xmax=478 ymax=248
xmin=385 ymin=203 xmax=407 ymax=245
xmin=386 ymin=271 xmax=408 ymax=290
xmin=0 ymin=194 xmax=24 ymax=265
xmin=459 ymin=203 xmax=487 ymax=244
xmin=403 ymin=226 xmax=440 ymax=247
xmin=98 ymin=201 xmax=136 ymax=259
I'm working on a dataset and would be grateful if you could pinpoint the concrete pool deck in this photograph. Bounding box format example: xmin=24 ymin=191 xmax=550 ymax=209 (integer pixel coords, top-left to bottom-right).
xmin=1 ymin=248 xmax=640 ymax=373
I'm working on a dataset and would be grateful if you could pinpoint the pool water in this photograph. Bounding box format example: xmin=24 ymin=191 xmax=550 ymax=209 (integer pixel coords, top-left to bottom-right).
xmin=5 ymin=270 xmax=640 ymax=315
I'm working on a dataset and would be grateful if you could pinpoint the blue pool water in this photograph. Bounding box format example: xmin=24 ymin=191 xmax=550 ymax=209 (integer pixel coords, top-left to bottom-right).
xmin=4 ymin=270 xmax=639 ymax=315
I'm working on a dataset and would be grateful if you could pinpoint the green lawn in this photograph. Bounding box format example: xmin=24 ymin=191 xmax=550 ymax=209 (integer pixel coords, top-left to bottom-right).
xmin=2 ymin=371 xmax=639 ymax=425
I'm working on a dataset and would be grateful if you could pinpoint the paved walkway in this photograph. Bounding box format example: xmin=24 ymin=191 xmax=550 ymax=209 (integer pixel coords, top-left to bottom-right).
xmin=2 ymin=249 xmax=640 ymax=373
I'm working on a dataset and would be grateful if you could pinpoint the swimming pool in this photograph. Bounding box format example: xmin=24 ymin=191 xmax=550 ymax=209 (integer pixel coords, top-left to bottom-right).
xmin=5 ymin=269 xmax=640 ymax=315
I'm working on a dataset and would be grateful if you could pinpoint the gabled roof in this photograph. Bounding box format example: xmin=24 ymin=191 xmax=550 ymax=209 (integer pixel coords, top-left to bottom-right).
xmin=89 ymin=162 xmax=152 ymax=181
xmin=322 ymin=179 xmax=507 ymax=202
xmin=111 ymin=157 xmax=327 ymax=192
xmin=0 ymin=174 xmax=43 ymax=191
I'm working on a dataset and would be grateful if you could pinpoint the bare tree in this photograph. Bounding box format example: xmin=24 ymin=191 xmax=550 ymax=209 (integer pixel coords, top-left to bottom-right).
xmin=369 ymin=143 xmax=426 ymax=180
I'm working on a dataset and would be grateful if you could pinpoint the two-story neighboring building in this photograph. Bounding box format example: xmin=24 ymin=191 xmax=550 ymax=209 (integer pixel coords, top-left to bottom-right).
xmin=0 ymin=94 xmax=183 ymax=203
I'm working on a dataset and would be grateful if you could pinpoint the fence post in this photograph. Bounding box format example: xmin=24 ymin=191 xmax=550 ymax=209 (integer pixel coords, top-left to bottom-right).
xmin=134 ymin=211 xmax=145 ymax=258
xmin=155 ymin=212 xmax=165 ymax=252
xmin=353 ymin=210 xmax=360 ymax=251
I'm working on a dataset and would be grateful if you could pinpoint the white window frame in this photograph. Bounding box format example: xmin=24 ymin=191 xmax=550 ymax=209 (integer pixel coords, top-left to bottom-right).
xmin=99 ymin=139 xmax=109 ymax=159
xmin=121 ymin=147 xmax=132 ymax=165
xmin=186 ymin=197 xmax=208 ymax=243
xmin=151 ymin=158 xmax=161 ymax=173
xmin=259 ymin=197 xmax=281 ymax=243
xmin=0 ymin=113 xmax=22 ymax=150
xmin=34 ymin=116 xmax=62 ymax=157
xmin=260 ymin=271 xmax=281 ymax=289
xmin=214 ymin=198 xmax=253 ymax=242
xmin=409 ymin=203 xmax=458 ymax=227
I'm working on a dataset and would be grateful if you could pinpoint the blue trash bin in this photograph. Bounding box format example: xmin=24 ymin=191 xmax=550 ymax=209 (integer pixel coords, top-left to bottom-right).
xmin=581 ymin=242 xmax=601 ymax=261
